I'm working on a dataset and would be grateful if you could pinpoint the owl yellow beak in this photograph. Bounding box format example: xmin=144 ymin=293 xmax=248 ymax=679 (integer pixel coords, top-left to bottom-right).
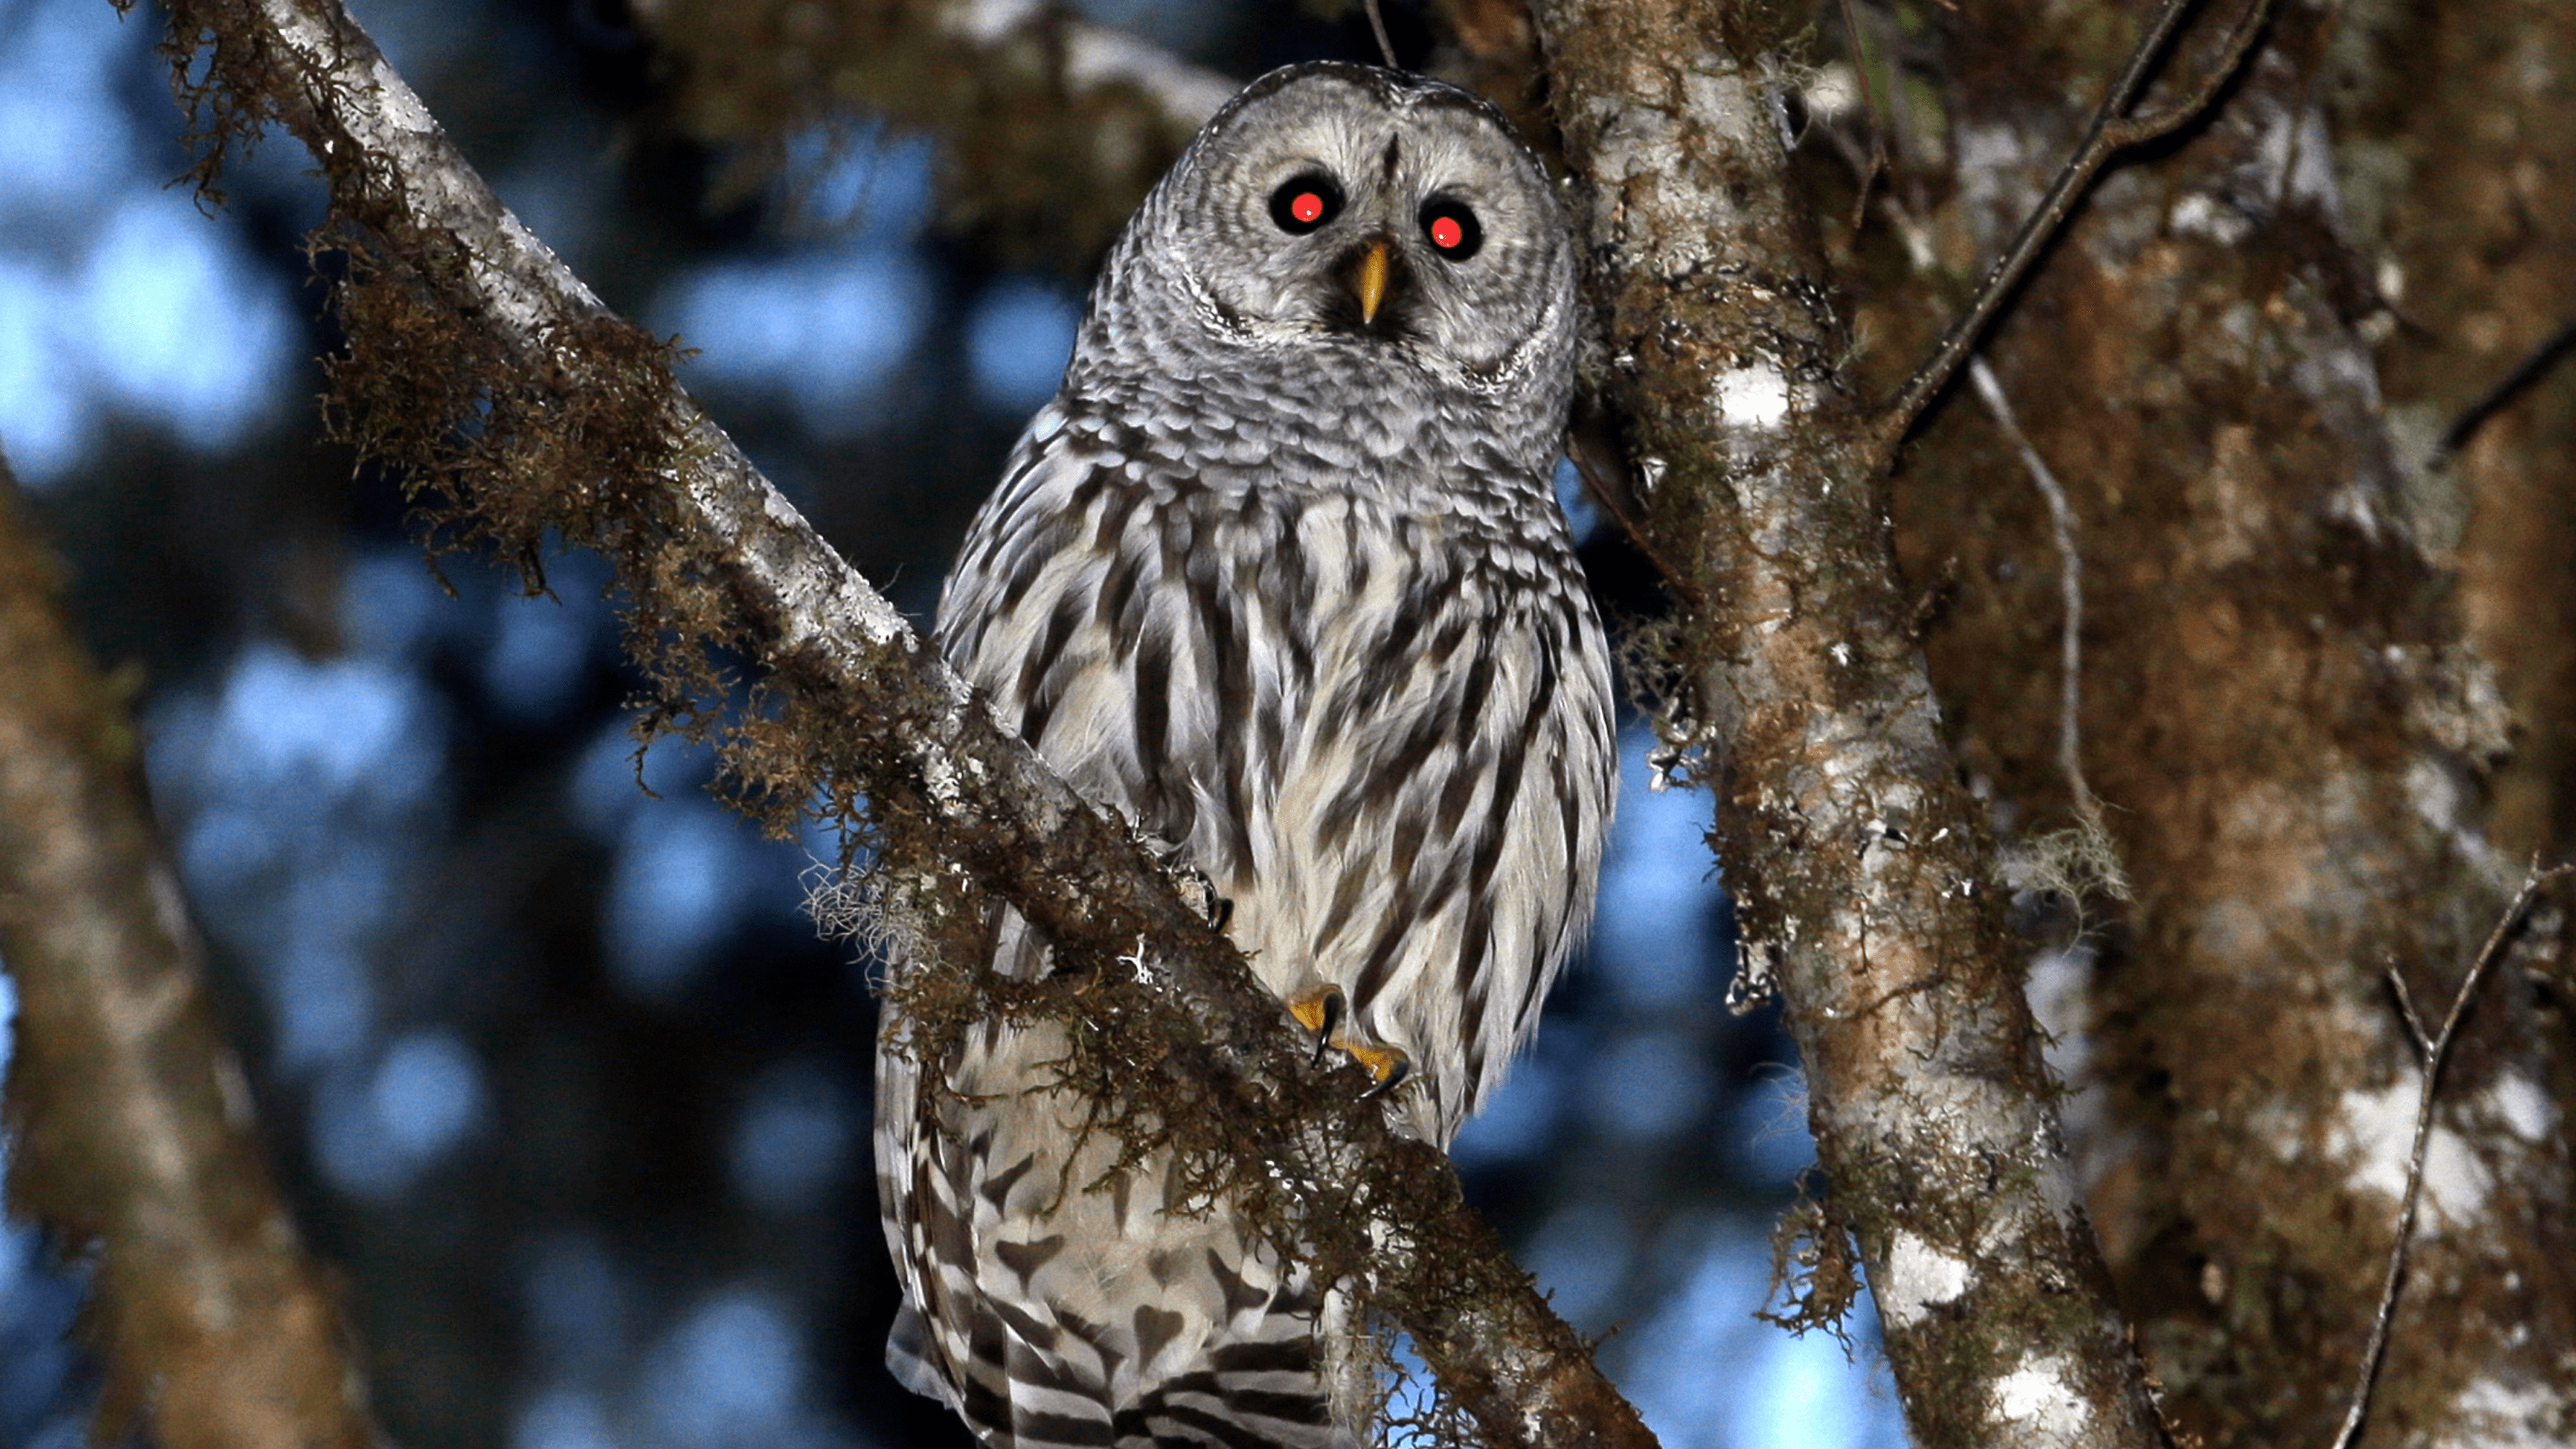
xmin=1354 ymin=241 xmax=1391 ymax=327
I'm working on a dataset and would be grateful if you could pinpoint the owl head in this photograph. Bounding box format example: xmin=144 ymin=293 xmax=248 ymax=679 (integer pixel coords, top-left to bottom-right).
xmin=1070 ymin=62 xmax=1577 ymax=411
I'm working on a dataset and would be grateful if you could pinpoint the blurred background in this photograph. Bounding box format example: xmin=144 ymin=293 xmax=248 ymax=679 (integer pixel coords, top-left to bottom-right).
xmin=0 ymin=0 xmax=1910 ymax=1444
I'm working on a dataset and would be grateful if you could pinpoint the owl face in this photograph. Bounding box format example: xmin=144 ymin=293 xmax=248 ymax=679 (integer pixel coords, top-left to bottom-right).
xmin=1136 ymin=63 xmax=1574 ymax=393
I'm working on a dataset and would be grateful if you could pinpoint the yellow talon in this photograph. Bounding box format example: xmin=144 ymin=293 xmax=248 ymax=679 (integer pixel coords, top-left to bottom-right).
xmin=1289 ymin=989 xmax=1339 ymax=1037
xmin=1285 ymin=988 xmax=1410 ymax=1094
xmin=1345 ymin=1043 xmax=1411 ymax=1094
xmin=1289 ymin=987 xmax=1344 ymax=1068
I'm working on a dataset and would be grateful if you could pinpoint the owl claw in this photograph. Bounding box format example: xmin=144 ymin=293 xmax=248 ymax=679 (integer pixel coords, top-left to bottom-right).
xmin=1163 ymin=859 xmax=1232 ymax=933
xmin=1358 ymin=1052 xmax=1412 ymax=1101
xmin=1286 ymin=988 xmax=1410 ymax=1095
xmin=1289 ymin=987 xmax=1345 ymax=1067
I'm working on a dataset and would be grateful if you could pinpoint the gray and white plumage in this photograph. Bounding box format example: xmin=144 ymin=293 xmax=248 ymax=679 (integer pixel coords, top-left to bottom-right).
xmin=875 ymin=61 xmax=1617 ymax=1449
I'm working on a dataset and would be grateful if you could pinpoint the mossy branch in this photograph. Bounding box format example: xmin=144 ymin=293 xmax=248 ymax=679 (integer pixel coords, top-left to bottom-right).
xmin=0 ymin=460 xmax=377 ymax=1449
xmin=142 ymin=0 xmax=1656 ymax=1445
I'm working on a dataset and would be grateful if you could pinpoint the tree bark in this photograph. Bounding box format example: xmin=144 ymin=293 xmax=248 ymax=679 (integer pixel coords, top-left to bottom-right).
xmin=0 ymin=460 xmax=378 ymax=1449
xmin=2362 ymin=0 xmax=2576 ymax=862
xmin=1529 ymin=4 xmax=2169 ymax=1446
xmin=1855 ymin=0 xmax=2576 ymax=1443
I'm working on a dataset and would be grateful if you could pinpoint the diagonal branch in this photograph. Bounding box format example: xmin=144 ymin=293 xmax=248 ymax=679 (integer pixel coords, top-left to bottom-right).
xmin=1871 ymin=0 xmax=2276 ymax=458
xmin=2434 ymin=310 xmax=2576 ymax=461
xmin=146 ymin=0 xmax=1656 ymax=1445
xmin=0 ymin=460 xmax=377 ymax=1449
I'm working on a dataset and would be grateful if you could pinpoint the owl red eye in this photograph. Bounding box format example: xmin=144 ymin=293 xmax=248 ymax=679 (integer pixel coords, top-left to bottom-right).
xmin=1269 ymin=174 xmax=1343 ymax=234
xmin=1419 ymin=199 xmax=1483 ymax=261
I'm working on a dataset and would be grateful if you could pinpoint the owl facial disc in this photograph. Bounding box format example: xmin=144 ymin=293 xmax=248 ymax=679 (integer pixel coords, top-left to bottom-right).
xmin=1088 ymin=61 xmax=1577 ymax=397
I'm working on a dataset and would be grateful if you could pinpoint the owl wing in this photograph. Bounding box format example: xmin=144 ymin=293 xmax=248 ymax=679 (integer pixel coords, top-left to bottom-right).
xmin=932 ymin=404 xmax=1285 ymax=882
xmin=876 ymin=408 xmax=1360 ymax=1449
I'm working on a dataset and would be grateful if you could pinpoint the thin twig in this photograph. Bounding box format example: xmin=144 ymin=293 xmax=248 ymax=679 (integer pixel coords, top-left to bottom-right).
xmin=1872 ymin=0 xmax=2277 ymax=459
xmin=2333 ymin=861 xmax=2576 ymax=1449
xmin=2434 ymin=311 xmax=2576 ymax=462
xmin=1835 ymin=0 xmax=1890 ymax=231
xmin=1968 ymin=355 xmax=2102 ymax=828
xmin=1567 ymin=433 xmax=1703 ymax=609
xmin=1362 ymin=0 xmax=1398 ymax=68
xmin=2383 ymin=964 xmax=2432 ymax=1059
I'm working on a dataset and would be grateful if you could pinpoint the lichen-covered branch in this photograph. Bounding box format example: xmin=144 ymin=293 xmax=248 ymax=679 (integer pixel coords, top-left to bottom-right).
xmin=0 ymin=461 xmax=377 ymax=1449
xmin=1528 ymin=4 xmax=2167 ymax=1446
xmin=146 ymin=0 xmax=1654 ymax=1444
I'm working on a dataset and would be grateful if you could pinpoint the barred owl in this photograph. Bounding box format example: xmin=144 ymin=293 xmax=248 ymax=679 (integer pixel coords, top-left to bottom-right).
xmin=875 ymin=61 xmax=1616 ymax=1449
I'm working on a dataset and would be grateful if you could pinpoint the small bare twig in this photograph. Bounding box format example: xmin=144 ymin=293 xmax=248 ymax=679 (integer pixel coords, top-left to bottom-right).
xmin=1968 ymin=356 xmax=2103 ymax=829
xmin=2383 ymin=964 xmax=2433 ymax=1060
xmin=2333 ymin=861 xmax=2576 ymax=1449
xmin=1566 ymin=433 xmax=1701 ymax=609
xmin=1362 ymin=0 xmax=1398 ymax=68
xmin=1835 ymin=0 xmax=1890 ymax=230
xmin=2434 ymin=311 xmax=2576 ymax=462
xmin=1873 ymin=0 xmax=2277 ymax=457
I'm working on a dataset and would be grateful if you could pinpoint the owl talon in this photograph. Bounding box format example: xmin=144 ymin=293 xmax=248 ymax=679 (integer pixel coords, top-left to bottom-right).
xmin=1164 ymin=860 xmax=1233 ymax=933
xmin=1355 ymin=1049 xmax=1412 ymax=1100
xmin=1289 ymin=987 xmax=1345 ymax=1067
xmin=1289 ymin=987 xmax=1410 ymax=1095
xmin=1278 ymin=985 xmax=1401 ymax=1088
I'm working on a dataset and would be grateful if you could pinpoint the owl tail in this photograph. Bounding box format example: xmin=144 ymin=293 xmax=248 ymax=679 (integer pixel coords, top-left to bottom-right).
xmin=885 ymin=1301 xmax=960 ymax=1406
xmin=1113 ymin=1331 xmax=1363 ymax=1449
xmin=885 ymin=1286 xmax=1361 ymax=1449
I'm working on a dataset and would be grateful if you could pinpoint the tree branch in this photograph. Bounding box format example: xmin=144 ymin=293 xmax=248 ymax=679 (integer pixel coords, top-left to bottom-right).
xmin=1871 ymin=0 xmax=2276 ymax=458
xmin=938 ymin=0 xmax=1238 ymax=124
xmin=1965 ymin=356 xmax=2120 ymax=859
xmin=0 ymin=460 xmax=377 ymax=1449
xmin=147 ymin=0 xmax=1655 ymax=1444
xmin=2334 ymin=862 xmax=2576 ymax=1449
xmin=2434 ymin=309 xmax=2576 ymax=461
xmin=1530 ymin=3 xmax=2170 ymax=1446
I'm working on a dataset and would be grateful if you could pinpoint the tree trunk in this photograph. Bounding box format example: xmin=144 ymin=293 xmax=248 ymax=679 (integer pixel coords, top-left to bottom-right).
xmin=1532 ymin=3 xmax=2172 ymax=1445
xmin=1855 ymin=1 xmax=2576 ymax=1443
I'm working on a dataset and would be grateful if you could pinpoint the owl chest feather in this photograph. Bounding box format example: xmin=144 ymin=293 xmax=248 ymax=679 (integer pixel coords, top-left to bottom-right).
xmin=936 ymin=406 xmax=1613 ymax=1137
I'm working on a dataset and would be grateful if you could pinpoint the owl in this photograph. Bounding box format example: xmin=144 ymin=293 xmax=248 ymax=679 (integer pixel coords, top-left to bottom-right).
xmin=875 ymin=61 xmax=1617 ymax=1449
